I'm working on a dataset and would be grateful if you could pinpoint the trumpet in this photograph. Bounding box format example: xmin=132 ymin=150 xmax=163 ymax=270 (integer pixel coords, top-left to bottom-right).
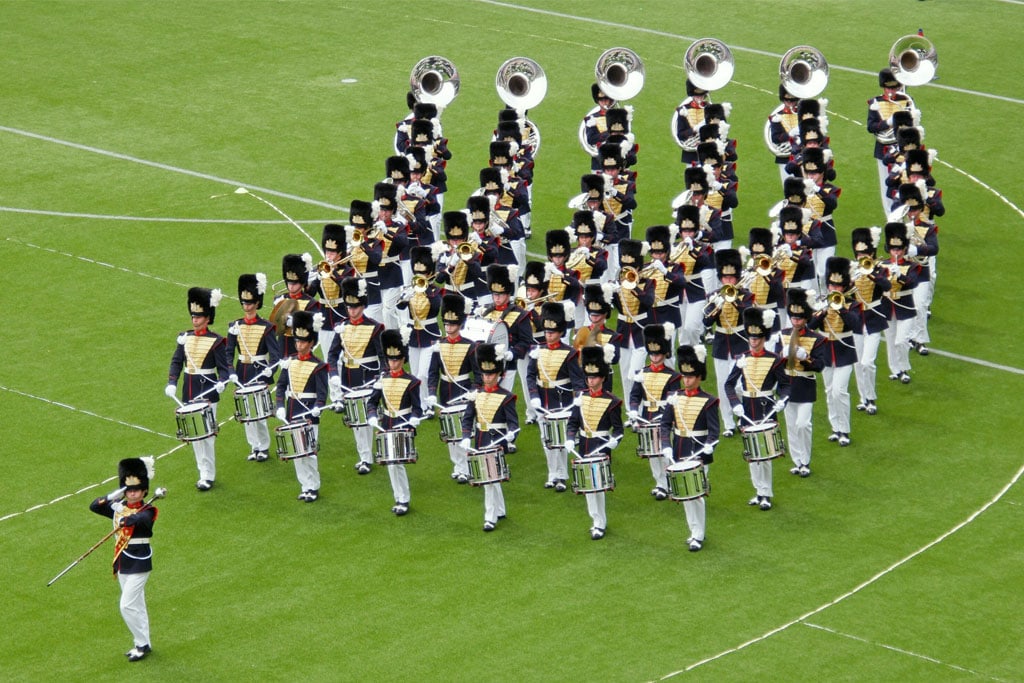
xmin=856 ymin=255 xmax=880 ymax=275
xmin=456 ymin=241 xmax=480 ymax=261
xmin=514 ymin=289 xmax=557 ymax=309
xmin=619 ymin=266 xmax=642 ymax=290
xmin=824 ymin=290 xmax=848 ymax=310
xmin=703 ymin=283 xmax=741 ymax=318
xmin=400 ymin=274 xmax=432 ymax=299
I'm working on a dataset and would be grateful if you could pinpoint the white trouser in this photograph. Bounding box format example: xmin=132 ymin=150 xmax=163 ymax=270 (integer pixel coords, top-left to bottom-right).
xmin=682 ymin=476 xmax=707 ymax=542
xmin=382 ymin=287 xmax=402 ymax=330
xmin=749 ymin=459 xmax=774 ymax=497
xmin=192 ymin=403 xmax=217 ymax=482
xmin=118 ymin=571 xmax=151 ymax=648
xmin=242 ymin=419 xmax=271 ymax=454
xmin=678 ymin=299 xmax=705 ymax=348
xmin=784 ymin=402 xmax=814 ymax=467
xmin=448 ymin=442 xmax=469 ymax=477
xmin=823 ymin=364 xmax=854 ymax=434
xmin=429 ymin=212 xmax=442 ymax=242
xmin=650 ymin=455 xmax=669 ymax=491
xmin=500 ymin=369 xmax=516 ymax=392
xmin=619 ymin=336 xmax=647 ymax=401
xmin=409 ymin=346 xmax=433 ymax=408
xmin=317 ymin=329 xmax=336 ymax=360
xmin=511 ymin=238 xmax=527 ymax=272
xmin=585 ymin=491 xmax=607 ymax=530
xmin=388 ymin=463 xmax=410 ymax=504
xmin=885 ymin=317 xmax=914 ymax=374
xmin=877 ymin=158 xmax=892 ymax=215
xmin=293 ymin=424 xmax=321 ymax=492
xmin=713 ymin=357 xmax=737 ymax=431
xmin=484 ymin=482 xmax=505 ymax=524
xmin=909 ymin=280 xmax=933 ymax=344
xmin=812 ymin=245 xmax=836 ymax=292
xmin=354 ymin=425 xmax=373 ymax=463
xmin=853 ymin=331 xmax=882 ymax=403
xmin=603 ymin=244 xmax=620 ymax=282
xmin=365 ymin=302 xmax=384 ymax=324
xmin=517 ymin=357 xmax=537 ymax=423
xmin=712 ymin=239 xmax=732 ymax=253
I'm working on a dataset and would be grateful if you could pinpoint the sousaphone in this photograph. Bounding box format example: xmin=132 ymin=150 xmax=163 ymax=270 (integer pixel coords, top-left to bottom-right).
xmin=496 ymin=56 xmax=547 ymax=154
xmin=579 ymin=47 xmax=645 ymax=157
xmin=672 ymin=38 xmax=734 ymax=151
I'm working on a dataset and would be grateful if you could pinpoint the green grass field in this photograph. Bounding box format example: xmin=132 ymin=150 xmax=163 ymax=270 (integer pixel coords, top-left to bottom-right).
xmin=3 ymin=1 xmax=1024 ymax=680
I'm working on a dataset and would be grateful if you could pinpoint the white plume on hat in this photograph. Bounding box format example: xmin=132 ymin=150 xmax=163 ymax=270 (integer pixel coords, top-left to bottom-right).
xmin=400 ymin=325 xmax=412 ymax=346
xmin=602 ymin=343 xmax=615 ymax=364
xmin=763 ymin=309 xmax=777 ymax=329
xmin=738 ymin=245 xmax=751 ymax=263
xmin=869 ymin=226 xmax=882 ymax=248
xmin=301 ymin=253 xmax=313 ymax=271
xmin=663 ymin=322 xmax=676 ymax=340
xmin=255 ymin=273 xmax=267 ymax=295
xmin=209 ymin=288 xmax=223 ymax=308
xmin=140 ymin=456 xmax=155 ymax=481
xmin=429 ymin=240 xmax=449 ymax=261
xmin=693 ymin=345 xmax=707 ymax=364
xmin=357 ymin=278 xmax=367 ymax=297
xmin=312 ymin=312 xmax=324 ymax=333
xmin=600 ymin=282 xmax=615 ymax=305
xmin=507 ymin=264 xmax=519 ymax=283
xmin=561 ymin=300 xmax=575 ymax=321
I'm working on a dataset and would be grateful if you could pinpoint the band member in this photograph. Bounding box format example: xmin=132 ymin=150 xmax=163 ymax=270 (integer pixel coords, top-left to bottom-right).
xmin=314 ymin=224 xmax=352 ymax=353
xmin=703 ymin=249 xmax=752 ymax=437
xmin=463 ymin=195 xmax=500 ymax=279
xmin=428 ymin=294 xmax=478 ymax=483
xmin=403 ymin=147 xmax=442 ymax=247
xmin=460 ymin=343 xmax=519 ymax=532
xmin=544 ymin=228 xmax=582 ymax=313
xmin=90 ymin=457 xmax=157 ymax=662
xmin=407 ymin=115 xmax=451 ymax=216
xmin=671 ymin=205 xmax=716 ymax=347
xmin=644 ymin=224 xmax=686 ymax=331
xmin=779 ymin=289 xmax=826 ymax=477
xmin=576 ymin=283 xmax=623 ymax=393
xmin=773 ymin=205 xmax=819 ymax=301
xmin=893 ymin=180 xmax=940 ymax=356
xmin=868 ymin=68 xmax=919 ymax=213
xmin=767 ymin=85 xmax=801 ymax=184
xmin=799 ymin=148 xmax=841 ymax=289
xmin=166 ymin=287 xmax=231 ymax=491
xmin=273 ymin=253 xmax=321 ymax=358
xmin=517 ymin=261 xmax=549 ymax=425
xmin=660 ymin=345 xmax=719 ymax=552
xmin=345 ymin=200 xmax=385 ymax=321
xmin=327 ymin=277 xmax=385 ymax=474
xmin=275 ymin=310 xmax=329 ymax=501
xmin=680 ymin=166 xmax=726 ymax=252
xmin=579 ymin=174 xmax=621 ymax=275
xmin=672 ymin=79 xmax=709 ymax=165
xmin=479 ymin=264 xmax=532 ymax=393
xmin=613 ymin=239 xmax=655 ymax=400
xmin=701 ymin=103 xmax=739 ymax=172
xmin=629 ymin=323 xmax=681 ymax=500
xmin=476 ymin=167 xmax=526 ymax=269
xmin=582 ymin=83 xmax=616 ymax=171
xmin=850 ymin=227 xmax=890 ymax=415
xmin=889 ymin=147 xmax=945 ymax=221
xmin=226 ymin=273 xmax=281 ymax=462
xmin=725 ymin=307 xmax=789 ymax=510
xmin=435 ymin=211 xmax=486 ymax=306
xmin=745 ymin=227 xmax=786 ymax=348
xmin=372 ymin=181 xmax=410 ymax=331
xmin=881 ymin=222 xmax=922 ymax=384
xmin=367 ymin=329 xmax=423 ymax=516
xmin=527 ymin=301 xmax=586 ymax=491
xmin=568 ymin=210 xmax=609 ymax=288
xmin=566 ymin=345 xmax=623 ymax=540
xmin=397 ymin=245 xmax=444 ymax=409
xmin=810 ymin=258 xmax=861 ymax=447
xmin=697 ymin=139 xmax=739 ymax=248
xmin=597 ymin=143 xmax=637 ymax=248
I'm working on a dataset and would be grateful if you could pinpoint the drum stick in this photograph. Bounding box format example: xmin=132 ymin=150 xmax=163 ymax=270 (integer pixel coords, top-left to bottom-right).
xmin=168 ymin=395 xmax=186 ymax=409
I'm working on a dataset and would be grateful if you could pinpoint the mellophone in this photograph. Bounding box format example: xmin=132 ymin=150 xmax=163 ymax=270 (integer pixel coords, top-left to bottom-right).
xmin=175 ymin=400 xmax=218 ymax=442
xmin=740 ymin=421 xmax=786 ymax=462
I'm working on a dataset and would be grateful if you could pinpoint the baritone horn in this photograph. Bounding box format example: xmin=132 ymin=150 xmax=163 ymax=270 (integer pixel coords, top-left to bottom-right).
xmin=596 ymin=47 xmax=645 ymax=102
xmin=496 ymin=56 xmax=547 ymax=154
xmin=780 ymin=45 xmax=829 ymax=99
xmin=889 ymin=34 xmax=938 ymax=86
xmin=410 ymin=56 xmax=460 ymax=109
xmin=684 ymin=38 xmax=734 ymax=92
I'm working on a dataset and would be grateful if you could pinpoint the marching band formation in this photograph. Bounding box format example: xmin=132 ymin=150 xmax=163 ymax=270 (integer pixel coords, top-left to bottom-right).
xmin=163 ymin=36 xmax=943 ymax=552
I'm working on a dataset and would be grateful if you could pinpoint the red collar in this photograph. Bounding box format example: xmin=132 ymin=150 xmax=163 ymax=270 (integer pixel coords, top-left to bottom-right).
xmin=483 ymin=384 xmax=500 ymax=393
xmin=447 ymin=334 xmax=462 ymax=343
xmin=650 ymin=362 xmax=664 ymax=372
xmin=547 ymin=343 xmax=561 ymax=350
xmin=349 ymin=315 xmax=364 ymax=325
xmin=289 ymin=292 xmax=303 ymax=300
xmin=684 ymin=388 xmax=700 ymax=397
xmin=389 ymin=371 xmax=403 ymax=378
xmin=243 ymin=315 xmax=258 ymax=323
xmin=194 ymin=329 xmax=207 ymax=336
xmin=750 ymin=349 xmax=765 ymax=358
xmin=494 ymin=304 xmax=507 ymax=311
xmin=588 ymin=390 xmax=603 ymax=398
xmin=297 ymin=353 xmax=311 ymax=361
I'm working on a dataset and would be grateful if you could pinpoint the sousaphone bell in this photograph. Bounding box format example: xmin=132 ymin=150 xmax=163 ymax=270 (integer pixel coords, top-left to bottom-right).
xmin=780 ymin=45 xmax=829 ymax=99
xmin=410 ymin=55 xmax=460 ymax=109
xmin=889 ymin=34 xmax=938 ymax=86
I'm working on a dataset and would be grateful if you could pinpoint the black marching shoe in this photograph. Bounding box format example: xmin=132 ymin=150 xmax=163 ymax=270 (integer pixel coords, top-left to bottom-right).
xmin=828 ymin=431 xmax=840 ymax=442
xmin=127 ymin=644 xmax=151 ymax=662
xmin=554 ymin=480 xmax=568 ymax=493
xmin=688 ymin=538 xmax=703 ymax=552
xmin=392 ymin=502 xmax=409 ymax=516
xmin=590 ymin=527 xmax=605 ymax=540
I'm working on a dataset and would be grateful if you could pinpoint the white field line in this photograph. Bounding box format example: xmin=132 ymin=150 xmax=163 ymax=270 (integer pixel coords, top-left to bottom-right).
xmin=656 ymin=459 xmax=1024 ymax=678
xmin=0 ymin=208 xmax=338 ymax=223
xmin=802 ymin=622 xmax=1011 ymax=682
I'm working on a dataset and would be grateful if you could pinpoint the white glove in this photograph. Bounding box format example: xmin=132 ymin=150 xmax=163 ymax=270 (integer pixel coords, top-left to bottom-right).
xmin=709 ymin=294 xmax=724 ymax=308
xmin=367 ymin=416 xmax=379 ymax=429
xmin=214 ymin=381 xmax=227 ymax=394
xmin=260 ymin=367 xmax=274 ymax=378
xmin=329 ymin=375 xmax=342 ymax=390
xmin=409 ymin=417 xmax=421 ymax=428
xmin=651 ymin=259 xmax=667 ymax=274
xmin=682 ymin=236 xmax=693 ymax=250
xmin=424 ymin=395 xmax=438 ymax=409
xmin=701 ymin=444 xmax=715 ymax=457
xmin=662 ymin=447 xmax=673 ymax=460
xmin=907 ymin=244 xmax=919 ymax=258
xmin=530 ymin=398 xmax=542 ymax=410
xmin=775 ymin=397 xmax=789 ymax=412
xmin=310 ymin=406 xmax=322 ymax=418
xmin=732 ymin=404 xmax=745 ymax=418
xmin=229 ymin=373 xmax=239 ymax=385
xmin=106 ymin=487 xmax=126 ymax=502
xmin=627 ymin=410 xmax=639 ymax=421
xmin=458 ymin=438 xmax=471 ymax=450
xmin=176 ymin=333 xmax=187 ymax=346
xmin=489 ymin=224 xmax=505 ymax=237
xmin=606 ymin=436 xmax=621 ymax=451
xmin=544 ymin=262 xmax=560 ymax=278
xmin=776 ymin=243 xmax=792 ymax=258
xmin=164 ymin=384 xmax=177 ymax=398
xmin=795 ymin=347 xmax=808 ymax=361
xmin=275 ymin=407 xmax=287 ymax=421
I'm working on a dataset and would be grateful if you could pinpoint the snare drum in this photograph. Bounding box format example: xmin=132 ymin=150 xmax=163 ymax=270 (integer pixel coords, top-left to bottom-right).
xmin=666 ymin=459 xmax=708 ymax=501
xmin=540 ymin=409 xmax=571 ymax=449
xmin=467 ymin=447 xmax=509 ymax=486
xmin=438 ymin=404 xmax=467 ymax=443
xmin=275 ymin=421 xmax=318 ymax=460
xmin=741 ymin=421 xmax=786 ymax=462
xmin=634 ymin=422 xmax=663 ymax=458
xmin=461 ymin=317 xmax=509 ymax=348
xmin=374 ymin=429 xmax=418 ymax=465
xmin=570 ymin=455 xmax=615 ymax=494
xmin=175 ymin=401 xmax=218 ymax=442
xmin=233 ymin=383 xmax=273 ymax=423
xmin=341 ymin=389 xmax=372 ymax=427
